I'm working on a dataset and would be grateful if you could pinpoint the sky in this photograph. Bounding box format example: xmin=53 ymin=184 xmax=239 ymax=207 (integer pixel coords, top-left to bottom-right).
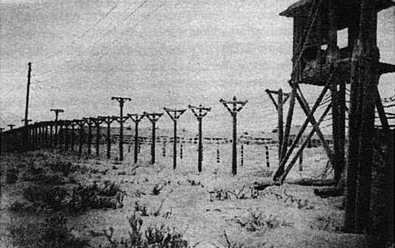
xmin=0 ymin=0 xmax=394 ymax=136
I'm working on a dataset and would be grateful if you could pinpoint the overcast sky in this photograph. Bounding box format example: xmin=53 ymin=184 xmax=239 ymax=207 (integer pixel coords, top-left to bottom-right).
xmin=0 ymin=0 xmax=394 ymax=135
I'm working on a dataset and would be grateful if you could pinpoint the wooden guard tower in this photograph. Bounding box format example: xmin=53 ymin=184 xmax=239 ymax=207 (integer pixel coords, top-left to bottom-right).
xmin=273 ymin=0 xmax=395 ymax=184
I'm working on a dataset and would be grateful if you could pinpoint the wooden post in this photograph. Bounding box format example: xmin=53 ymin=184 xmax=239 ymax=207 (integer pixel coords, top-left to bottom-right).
xmin=216 ymin=141 xmax=220 ymax=163
xmin=144 ymin=112 xmax=163 ymax=164
xmin=240 ymin=144 xmax=244 ymax=167
xmin=99 ymin=116 xmax=114 ymax=159
xmin=24 ymin=63 xmax=31 ymax=127
xmin=128 ymin=114 xmax=145 ymax=163
xmin=64 ymin=121 xmax=69 ymax=151
xmin=83 ymin=118 xmax=95 ymax=155
xmin=293 ymin=84 xmax=334 ymax=162
xmin=220 ymin=96 xmax=248 ymax=175
xmin=279 ymin=103 xmax=332 ymax=183
xmin=70 ymin=122 xmax=75 ymax=151
xmin=74 ymin=120 xmax=85 ymax=157
xmin=111 ymin=97 xmax=131 ymax=161
xmin=189 ymin=104 xmax=211 ymax=172
xmin=354 ymin=0 xmax=379 ymax=235
xmin=298 ymin=149 xmax=303 ymax=171
xmin=280 ymin=86 xmax=297 ymax=163
xmin=278 ymin=89 xmax=284 ymax=160
xmin=265 ymin=146 xmax=270 ymax=167
xmin=164 ymin=108 xmax=186 ymax=170
xmin=274 ymin=73 xmax=334 ymax=182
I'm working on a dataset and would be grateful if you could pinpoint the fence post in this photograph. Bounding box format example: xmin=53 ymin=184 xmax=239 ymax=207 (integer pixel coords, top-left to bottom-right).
xmin=127 ymin=114 xmax=145 ymax=163
xmin=188 ymin=104 xmax=211 ymax=172
xmin=164 ymin=108 xmax=186 ymax=170
xmin=144 ymin=112 xmax=163 ymax=164
xmin=220 ymin=96 xmax=248 ymax=175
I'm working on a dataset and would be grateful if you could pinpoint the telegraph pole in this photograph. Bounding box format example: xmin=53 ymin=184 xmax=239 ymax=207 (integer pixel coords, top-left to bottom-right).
xmin=70 ymin=121 xmax=76 ymax=151
xmin=265 ymin=88 xmax=291 ymax=160
xmin=128 ymin=113 xmax=145 ymax=163
xmin=164 ymin=108 xmax=186 ymax=170
xmin=21 ymin=119 xmax=32 ymax=148
xmin=83 ymin=118 xmax=94 ymax=155
xmin=220 ymin=96 xmax=248 ymax=175
xmin=8 ymin=124 xmax=15 ymax=130
xmin=111 ymin=97 xmax=131 ymax=161
xmin=144 ymin=112 xmax=163 ymax=164
xmin=98 ymin=116 xmax=115 ymax=159
xmin=74 ymin=119 xmax=85 ymax=156
xmin=92 ymin=117 xmax=104 ymax=156
xmin=24 ymin=62 xmax=32 ymax=127
xmin=50 ymin=109 xmax=64 ymax=148
xmin=188 ymin=104 xmax=211 ymax=172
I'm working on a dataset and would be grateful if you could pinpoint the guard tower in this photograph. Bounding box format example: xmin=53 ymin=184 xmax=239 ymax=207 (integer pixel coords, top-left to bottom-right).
xmin=281 ymin=0 xmax=395 ymax=85
xmin=273 ymin=0 xmax=395 ymax=184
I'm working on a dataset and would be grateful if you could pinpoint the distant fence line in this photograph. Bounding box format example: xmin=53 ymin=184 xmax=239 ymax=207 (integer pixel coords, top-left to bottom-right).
xmin=0 ymin=117 xmax=328 ymax=156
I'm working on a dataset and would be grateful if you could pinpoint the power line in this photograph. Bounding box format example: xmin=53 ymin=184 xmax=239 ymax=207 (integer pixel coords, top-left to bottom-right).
xmin=32 ymin=0 xmax=158 ymax=84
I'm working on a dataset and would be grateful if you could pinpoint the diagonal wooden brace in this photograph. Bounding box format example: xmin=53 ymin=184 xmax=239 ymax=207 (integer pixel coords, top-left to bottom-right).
xmin=293 ymin=84 xmax=334 ymax=162
xmin=273 ymin=73 xmax=334 ymax=181
xmin=279 ymin=103 xmax=332 ymax=183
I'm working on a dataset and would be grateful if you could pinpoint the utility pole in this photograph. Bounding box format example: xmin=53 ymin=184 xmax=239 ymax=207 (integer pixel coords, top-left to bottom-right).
xmin=92 ymin=117 xmax=104 ymax=156
xmin=111 ymin=97 xmax=131 ymax=161
xmin=265 ymin=88 xmax=291 ymax=160
xmin=220 ymin=96 xmax=248 ymax=175
xmin=188 ymin=104 xmax=211 ymax=172
xmin=21 ymin=119 xmax=32 ymax=148
xmin=74 ymin=119 xmax=85 ymax=156
xmin=144 ymin=112 xmax=163 ymax=164
xmin=24 ymin=62 xmax=32 ymax=127
xmin=128 ymin=113 xmax=145 ymax=163
xmin=50 ymin=108 xmax=64 ymax=148
xmin=83 ymin=118 xmax=94 ymax=155
xmin=164 ymin=107 xmax=186 ymax=170
xmin=70 ymin=121 xmax=76 ymax=151
xmin=8 ymin=124 xmax=15 ymax=130
xmin=98 ymin=116 xmax=115 ymax=159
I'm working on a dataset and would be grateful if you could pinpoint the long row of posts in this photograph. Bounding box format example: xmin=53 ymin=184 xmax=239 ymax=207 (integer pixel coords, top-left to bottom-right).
xmin=1 ymin=96 xmax=251 ymax=175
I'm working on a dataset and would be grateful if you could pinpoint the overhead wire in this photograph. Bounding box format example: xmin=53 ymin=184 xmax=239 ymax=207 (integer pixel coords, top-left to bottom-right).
xmin=33 ymin=3 xmax=120 ymax=65
xmin=30 ymin=0 xmax=157 ymax=87
xmin=33 ymin=0 xmax=149 ymax=80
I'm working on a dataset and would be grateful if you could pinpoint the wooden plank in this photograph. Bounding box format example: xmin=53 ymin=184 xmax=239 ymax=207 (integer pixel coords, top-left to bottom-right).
xmin=294 ymin=84 xmax=334 ymax=163
xmin=279 ymin=103 xmax=332 ymax=183
xmin=273 ymin=72 xmax=334 ymax=182
xmin=280 ymin=86 xmax=297 ymax=164
xmin=278 ymin=89 xmax=284 ymax=160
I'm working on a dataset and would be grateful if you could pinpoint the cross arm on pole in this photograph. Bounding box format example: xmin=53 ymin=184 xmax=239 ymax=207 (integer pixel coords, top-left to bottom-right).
xmin=127 ymin=113 xmax=145 ymax=123
xmin=164 ymin=108 xmax=186 ymax=121
xmin=143 ymin=112 xmax=164 ymax=123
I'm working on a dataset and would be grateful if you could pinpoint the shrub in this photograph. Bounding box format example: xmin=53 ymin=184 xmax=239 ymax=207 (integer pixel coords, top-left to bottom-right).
xmin=23 ymin=185 xmax=69 ymax=212
xmin=69 ymin=181 xmax=125 ymax=213
xmin=10 ymin=213 xmax=90 ymax=248
xmin=98 ymin=213 xmax=194 ymax=248
xmin=6 ymin=167 xmax=19 ymax=184
xmin=235 ymin=209 xmax=293 ymax=232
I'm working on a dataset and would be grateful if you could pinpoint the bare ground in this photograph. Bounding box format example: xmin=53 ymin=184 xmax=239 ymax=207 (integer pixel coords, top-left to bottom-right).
xmin=0 ymin=144 xmax=367 ymax=248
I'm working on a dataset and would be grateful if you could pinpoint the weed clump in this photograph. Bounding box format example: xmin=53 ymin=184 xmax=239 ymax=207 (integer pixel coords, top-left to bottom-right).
xmin=12 ymin=180 xmax=124 ymax=213
xmin=10 ymin=213 xmax=90 ymax=248
xmin=6 ymin=167 xmax=19 ymax=184
xmin=235 ymin=209 xmax=293 ymax=232
xmin=97 ymin=213 xmax=194 ymax=248
xmin=69 ymin=181 xmax=125 ymax=213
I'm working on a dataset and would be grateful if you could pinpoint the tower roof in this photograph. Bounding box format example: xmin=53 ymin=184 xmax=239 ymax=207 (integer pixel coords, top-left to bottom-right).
xmin=280 ymin=0 xmax=394 ymax=18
